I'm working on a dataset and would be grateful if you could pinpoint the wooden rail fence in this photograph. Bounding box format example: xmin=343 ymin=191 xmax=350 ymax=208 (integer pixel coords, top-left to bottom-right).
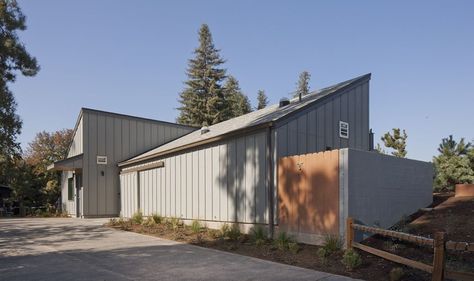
xmin=346 ymin=217 xmax=474 ymax=281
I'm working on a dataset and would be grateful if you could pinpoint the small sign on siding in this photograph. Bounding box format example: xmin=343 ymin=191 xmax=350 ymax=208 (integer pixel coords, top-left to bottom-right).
xmin=97 ymin=156 xmax=107 ymax=165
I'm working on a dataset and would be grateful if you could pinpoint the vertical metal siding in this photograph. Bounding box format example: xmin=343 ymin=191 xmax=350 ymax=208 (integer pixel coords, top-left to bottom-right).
xmin=76 ymin=110 xmax=194 ymax=217
xmin=61 ymin=116 xmax=83 ymax=215
xmin=276 ymin=81 xmax=370 ymax=159
xmin=122 ymin=130 xmax=269 ymax=224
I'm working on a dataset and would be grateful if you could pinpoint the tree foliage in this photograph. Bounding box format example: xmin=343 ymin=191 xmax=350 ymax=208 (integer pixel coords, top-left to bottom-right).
xmin=437 ymin=135 xmax=471 ymax=157
xmin=225 ymin=76 xmax=252 ymax=117
xmin=294 ymin=71 xmax=311 ymax=98
xmin=0 ymin=0 xmax=39 ymax=186
xmin=433 ymin=135 xmax=474 ymax=190
xmin=177 ymin=24 xmax=230 ymax=126
xmin=256 ymin=90 xmax=268 ymax=110
xmin=22 ymin=129 xmax=74 ymax=207
xmin=380 ymin=128 xmax=407 ymax=158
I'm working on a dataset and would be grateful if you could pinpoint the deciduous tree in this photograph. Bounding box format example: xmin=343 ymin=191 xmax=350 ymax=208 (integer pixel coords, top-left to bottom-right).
xmin=23 ymin=129 xmax=74 ymax=208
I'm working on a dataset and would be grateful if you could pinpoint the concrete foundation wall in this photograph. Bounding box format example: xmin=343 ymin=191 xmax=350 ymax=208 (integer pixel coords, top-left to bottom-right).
xmin=344 ymin=149 xmax=433 ymax=237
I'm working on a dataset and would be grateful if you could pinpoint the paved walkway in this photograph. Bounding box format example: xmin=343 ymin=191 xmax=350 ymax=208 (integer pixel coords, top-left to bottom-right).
xmin=0 ymin=218 xmax=359 ymax=281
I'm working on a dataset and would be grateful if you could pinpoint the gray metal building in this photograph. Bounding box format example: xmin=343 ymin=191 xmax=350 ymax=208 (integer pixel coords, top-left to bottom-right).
xmin=118 ymin=74 xmax=372 ymax=230
xmin=49 ymin=108 xmax=195 ymax=217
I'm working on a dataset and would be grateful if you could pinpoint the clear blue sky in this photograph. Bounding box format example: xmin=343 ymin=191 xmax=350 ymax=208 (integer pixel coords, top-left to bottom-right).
xmin=11 ymin=1 xmax=474 ymax=161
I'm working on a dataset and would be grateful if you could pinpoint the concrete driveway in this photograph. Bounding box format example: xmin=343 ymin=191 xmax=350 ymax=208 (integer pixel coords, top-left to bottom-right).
xmin=0 ymin=218 xmax=358 ymax=281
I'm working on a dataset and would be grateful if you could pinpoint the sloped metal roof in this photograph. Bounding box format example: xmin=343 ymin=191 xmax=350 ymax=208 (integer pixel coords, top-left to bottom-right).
xmin=119 ymin=73 xmax=371 ymax=166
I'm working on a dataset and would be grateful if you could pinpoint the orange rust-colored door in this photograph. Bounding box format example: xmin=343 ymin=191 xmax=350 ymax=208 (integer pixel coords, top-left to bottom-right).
xmin=278 ymin=150 xmax=340 ymax=236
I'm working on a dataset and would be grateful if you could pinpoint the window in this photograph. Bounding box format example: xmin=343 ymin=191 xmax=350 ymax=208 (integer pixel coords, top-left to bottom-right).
xmin=339 ymin=121 xmax=349 ymax=139
xmin=68 ymin=177 xmax=74 ymax=201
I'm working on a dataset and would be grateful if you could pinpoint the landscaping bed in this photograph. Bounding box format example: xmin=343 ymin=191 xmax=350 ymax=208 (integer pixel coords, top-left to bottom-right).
xmin=107 ymin=213 xmax=426 ymax=281
xmin=106 ymin=193 xmax=473 ymax=281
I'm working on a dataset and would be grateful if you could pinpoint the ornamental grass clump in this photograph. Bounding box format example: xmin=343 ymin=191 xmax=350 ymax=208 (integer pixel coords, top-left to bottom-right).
xmin=251 ymin=226 xmax=267 ymax=246
xmin=322 ymin=235 xmax=343 ymax=255
xmin=167 ymin=217 xmax=182 ymax=231
xmin=131 ymin=210 xmax=143 ymax=225
xmin=151 ymin=213 xmax=163 ymax=224
xmin=191 ymin=220 xmax=202 ymax=234
xmin=274 ymin=231 xmax=294 ymax=251
xmin=142 ymin=216 xmax=156 ymax=227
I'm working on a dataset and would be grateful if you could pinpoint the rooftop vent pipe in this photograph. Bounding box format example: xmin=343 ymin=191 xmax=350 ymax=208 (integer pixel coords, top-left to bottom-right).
xmin=279 ymin=98 xmax=290 ymax=108
xmin=200 ymin=126 xmax=210 ymax=135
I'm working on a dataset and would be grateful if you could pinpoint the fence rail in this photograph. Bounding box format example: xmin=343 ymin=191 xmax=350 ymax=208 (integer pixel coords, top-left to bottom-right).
xmin=346 ymin=217 xmax=474 ymax=281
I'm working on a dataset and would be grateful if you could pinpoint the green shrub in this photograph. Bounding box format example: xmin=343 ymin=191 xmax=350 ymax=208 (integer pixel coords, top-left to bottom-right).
xmin=191 ymin=220 xmax=202 ymax=234
xmin=389 ymin=267 xmax=404 ymax=281
xmin=274 ymin=231 xmax=293 ymax=251
xmin=341 ymin=249 xmax=362 ymax=270
xmin=131 ymin=210 xmax=143 ymax=224
xmin=288 ymin=242 xmax=300 ymax=254
xmin=322 ymin=235 xmax=343 ymax=255
xmin=151 ymin=213 xmax=163 ymax=224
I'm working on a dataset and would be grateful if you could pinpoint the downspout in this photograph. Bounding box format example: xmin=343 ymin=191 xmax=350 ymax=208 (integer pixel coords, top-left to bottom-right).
xmin=266 ymin=125 xmax=275 ymax=238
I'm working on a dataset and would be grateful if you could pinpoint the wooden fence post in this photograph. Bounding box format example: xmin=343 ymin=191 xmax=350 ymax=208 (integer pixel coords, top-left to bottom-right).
xmin=432 ymin=232 xmax=446 ymax=281
xmin=346 ymin=217 xmax=354 ymax=249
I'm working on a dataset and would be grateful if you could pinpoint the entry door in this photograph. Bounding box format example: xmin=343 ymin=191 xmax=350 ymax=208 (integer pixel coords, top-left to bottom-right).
xmin=75 ymin=174 xmax=82 ymax=218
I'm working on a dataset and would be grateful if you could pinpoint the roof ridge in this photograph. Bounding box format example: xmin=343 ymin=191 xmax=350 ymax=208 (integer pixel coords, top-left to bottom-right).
xmin=119 ymin=73 xmax=371 ymax=166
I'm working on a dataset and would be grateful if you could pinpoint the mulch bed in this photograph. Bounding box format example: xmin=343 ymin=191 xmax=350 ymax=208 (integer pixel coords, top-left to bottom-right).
xmin=106 ymin=193 xmax=473 ymax=281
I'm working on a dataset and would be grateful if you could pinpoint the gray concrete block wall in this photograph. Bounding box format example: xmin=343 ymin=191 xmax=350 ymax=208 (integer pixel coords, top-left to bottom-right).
xmin=345 ymin=149 xmax=433 ymax=232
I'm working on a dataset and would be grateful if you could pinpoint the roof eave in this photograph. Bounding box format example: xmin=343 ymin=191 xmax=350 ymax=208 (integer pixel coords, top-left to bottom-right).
xmin=118 ymin=121 xmax=274 ymax=168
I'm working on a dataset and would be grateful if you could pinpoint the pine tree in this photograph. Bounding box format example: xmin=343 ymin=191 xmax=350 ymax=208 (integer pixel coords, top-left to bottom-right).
xmin=177 ymin=24 xmax=228 ymax=126
xmin=294 ymin=71 xmax=311 ymax=98
xmin=225 ymin=76 xmax=251 ymax=117
xmin=0 ymin=0 xmax=40 ymax=186
xmin=437 ymin=135 xmax=471 ymax=157
xmin=256 ymin=90 xmax=268 ymax=110
xmin=380 ymin=128 xmax=407 ymax=158
xmin=433 ymin=135 xmax=474 ymax=191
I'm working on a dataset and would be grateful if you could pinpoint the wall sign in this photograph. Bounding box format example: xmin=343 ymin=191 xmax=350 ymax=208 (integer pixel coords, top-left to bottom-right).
xmin=97 ymin=156 xmax=107 ymax=165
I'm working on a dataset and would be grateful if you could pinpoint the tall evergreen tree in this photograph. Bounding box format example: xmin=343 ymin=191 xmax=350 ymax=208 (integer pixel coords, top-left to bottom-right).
xmin=256 ymin=90 xmax=268 ymax=110
xmin=177 ymin=24 xmax=229 ymax=126
xmin=380 ymin=128 xmax=407 ymax=158
xmin=225 ymin=76 xmax=251 ymax=117
xmin=0 ymin=0 xmax=40 ymax=186
xmin=294 ymin=71 xmax=311 ymax=98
